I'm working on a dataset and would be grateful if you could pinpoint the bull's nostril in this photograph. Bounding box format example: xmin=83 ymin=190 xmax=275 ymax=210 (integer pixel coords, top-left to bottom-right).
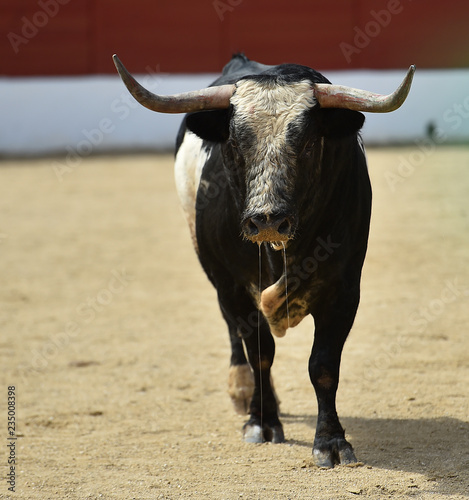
xmin=277 ymin=219 xmax=291 ymax=235
xmin=246 ymin=218 xmax=260 ymax=236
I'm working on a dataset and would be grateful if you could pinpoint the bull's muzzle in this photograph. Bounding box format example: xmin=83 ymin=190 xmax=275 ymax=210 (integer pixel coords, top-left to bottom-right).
xmin=242 ymin=214 xmax=293 ymax=247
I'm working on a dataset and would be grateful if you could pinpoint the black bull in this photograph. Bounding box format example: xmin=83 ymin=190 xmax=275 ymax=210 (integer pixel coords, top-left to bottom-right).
xmin=113 ymin=53 xmax=414 ymax=467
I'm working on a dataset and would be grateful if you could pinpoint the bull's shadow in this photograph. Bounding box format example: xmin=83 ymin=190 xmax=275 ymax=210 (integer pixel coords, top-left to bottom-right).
xmin=281 ymin=413 xmax=469 ymax=496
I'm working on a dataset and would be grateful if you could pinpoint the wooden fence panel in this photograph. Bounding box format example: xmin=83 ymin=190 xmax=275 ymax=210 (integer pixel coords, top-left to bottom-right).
xmin=1 ymin=0 xmax=468 ymax=75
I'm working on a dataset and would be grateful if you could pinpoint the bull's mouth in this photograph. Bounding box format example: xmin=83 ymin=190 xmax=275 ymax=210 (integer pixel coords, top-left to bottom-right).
xmin=248 ymin=237 xmax=291 ymax=251
xmin=244 ymin=230 xmax=291 ymax=251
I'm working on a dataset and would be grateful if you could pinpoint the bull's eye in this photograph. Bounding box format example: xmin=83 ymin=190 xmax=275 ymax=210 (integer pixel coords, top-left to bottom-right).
xmin=229 ymin=140 xmax=245 ymax=164
xmin=226 ymin=139 xmax=239 ymax=158
xmin=231 ymin=146 xmax=242 ymax=162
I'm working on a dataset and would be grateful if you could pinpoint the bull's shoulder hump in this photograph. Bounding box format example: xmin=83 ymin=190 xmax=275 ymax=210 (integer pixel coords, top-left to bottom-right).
xmin=213 ymin=56 xmax=277 ymax=86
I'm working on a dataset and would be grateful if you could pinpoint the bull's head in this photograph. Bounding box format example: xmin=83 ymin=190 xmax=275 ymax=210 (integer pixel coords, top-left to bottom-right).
xmin=113 ymin=55 xmax=414 ymax=248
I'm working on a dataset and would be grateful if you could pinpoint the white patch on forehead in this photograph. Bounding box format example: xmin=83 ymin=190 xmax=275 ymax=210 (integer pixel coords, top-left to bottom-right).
xmin=231 ymin=79 xmax=316 ymax=120
xmin=230 ymin=79 xmax=316 ymax=216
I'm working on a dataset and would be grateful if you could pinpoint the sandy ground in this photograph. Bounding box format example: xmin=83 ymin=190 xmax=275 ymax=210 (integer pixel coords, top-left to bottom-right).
xmin=0 ymin=147 xmax=468 ymax=499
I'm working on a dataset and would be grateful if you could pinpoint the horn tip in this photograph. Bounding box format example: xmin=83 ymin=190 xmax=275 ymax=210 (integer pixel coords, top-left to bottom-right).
xmin=112 ymin=54 xmax=125 ymax=75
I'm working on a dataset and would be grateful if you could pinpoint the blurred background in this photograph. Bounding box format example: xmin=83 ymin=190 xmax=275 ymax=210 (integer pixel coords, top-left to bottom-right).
xmin=2 ymin=0 xmax=469 ymax=155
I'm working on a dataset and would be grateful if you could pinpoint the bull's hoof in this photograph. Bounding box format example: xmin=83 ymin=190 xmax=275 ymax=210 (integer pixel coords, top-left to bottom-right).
xmin=312 ymin=437 xmax=357 ymax=468
xmin=243 ymin=420 xmax=284 ymax=444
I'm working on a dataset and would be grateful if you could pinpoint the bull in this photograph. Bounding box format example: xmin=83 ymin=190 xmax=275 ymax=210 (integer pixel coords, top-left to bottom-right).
xmin=113 ymin=53 xmax=414 ymax=467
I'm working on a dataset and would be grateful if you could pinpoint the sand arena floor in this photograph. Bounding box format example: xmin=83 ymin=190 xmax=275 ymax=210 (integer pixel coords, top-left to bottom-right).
xmin=1 ymin=147 xmax=468 ymax=499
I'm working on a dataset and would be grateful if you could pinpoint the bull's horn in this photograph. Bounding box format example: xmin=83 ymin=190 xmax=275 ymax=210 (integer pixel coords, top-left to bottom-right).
xmin=112 ymin=54 xmax=235 ymax=113
xmin=314 ymin=65 xmax=415 ymax=113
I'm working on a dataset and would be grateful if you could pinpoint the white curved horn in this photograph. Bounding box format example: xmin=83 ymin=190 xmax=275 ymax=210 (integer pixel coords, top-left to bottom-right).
xmin=113 ymin=54 xmax=235 ymax=113
xmin=314 ymin=65 xmax=415 ymax=112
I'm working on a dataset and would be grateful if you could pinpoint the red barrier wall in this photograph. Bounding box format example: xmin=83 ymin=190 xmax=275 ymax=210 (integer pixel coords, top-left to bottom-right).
xmin=2 ymin=0 xmax=468 ymax=75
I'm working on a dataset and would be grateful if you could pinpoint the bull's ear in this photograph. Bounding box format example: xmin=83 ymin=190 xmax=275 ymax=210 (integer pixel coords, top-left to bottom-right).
xmin=317 ymin=108 xmax=365 ymax=139
xmin=185 ymin=109 xmax=231 ymax=143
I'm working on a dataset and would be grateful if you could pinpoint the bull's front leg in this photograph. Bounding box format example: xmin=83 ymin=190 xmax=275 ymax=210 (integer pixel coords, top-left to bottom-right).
xmin=241 ymin=317 xmax=284 ymax=444
xmin=218 ymin=287 xmax=283 ymax=443
xmin=309 ymin=290 xmax=360 ymax=467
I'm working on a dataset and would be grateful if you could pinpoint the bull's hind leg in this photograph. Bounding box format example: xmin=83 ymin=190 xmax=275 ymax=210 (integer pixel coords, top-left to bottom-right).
xmin=218 ymin=288 xmax=284 ymax=443
xmin=309 ymin=288 xmax=360 ymax=467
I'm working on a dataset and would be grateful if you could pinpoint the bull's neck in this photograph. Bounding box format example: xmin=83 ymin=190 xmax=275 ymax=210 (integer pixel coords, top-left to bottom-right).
xmin=298 ymin=134 xmax=366 ymax=240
